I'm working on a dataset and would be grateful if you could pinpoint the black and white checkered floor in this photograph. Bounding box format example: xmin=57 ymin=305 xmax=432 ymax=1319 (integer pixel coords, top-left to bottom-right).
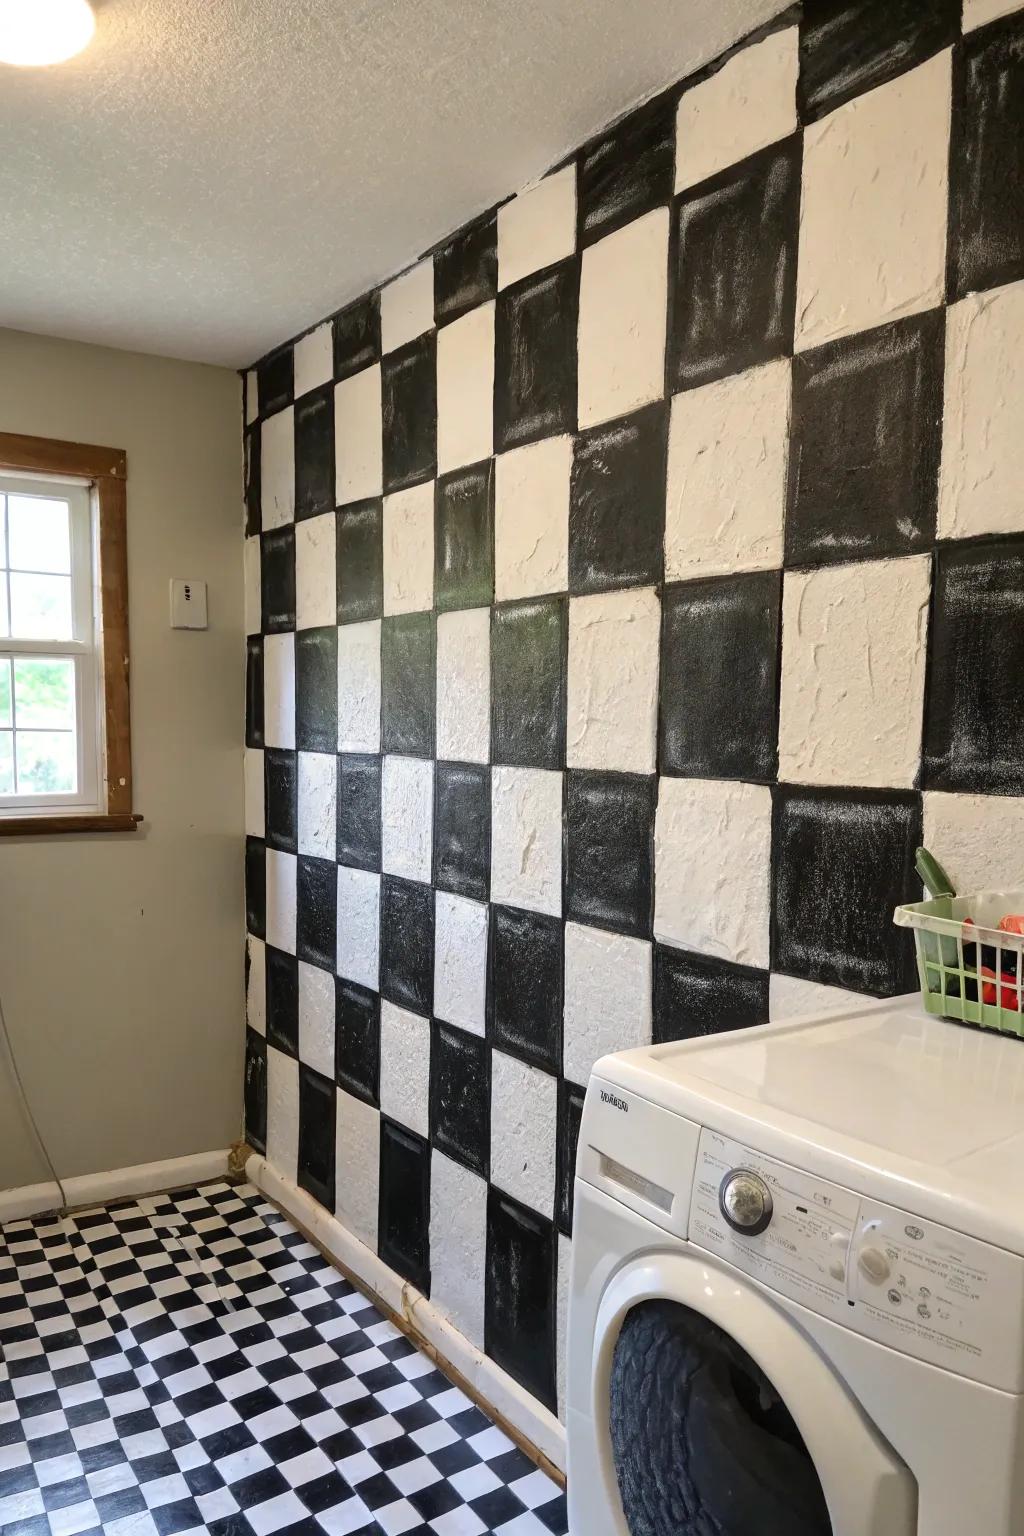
xmin=0 ymin=1181 xmax=568 ymax=1536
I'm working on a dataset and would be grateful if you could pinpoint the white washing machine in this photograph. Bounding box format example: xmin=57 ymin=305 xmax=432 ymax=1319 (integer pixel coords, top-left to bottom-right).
xmin=567 ymin=995 xmax=1024 ymax=1535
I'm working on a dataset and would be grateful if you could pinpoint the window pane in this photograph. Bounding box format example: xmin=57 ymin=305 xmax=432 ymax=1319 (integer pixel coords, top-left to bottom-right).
xmin=16 ymin=731 xmax=76 ymax=794
xmin=8 ymin=496 xmax=71 ymax=574
xmin=0 ymin=661 xmax=10 ymax=728
xmin=0 ymin=581 xmax=8 ymax=639
xmin=14 ymin=657 xmax=74 ymax=729
xmin=0 ymin=497 xmax=6 ymax=568
xmin=0 ymin=732 xmax=12 ymax=794
xmin=9 ymin=572 xmax=72 ymax=639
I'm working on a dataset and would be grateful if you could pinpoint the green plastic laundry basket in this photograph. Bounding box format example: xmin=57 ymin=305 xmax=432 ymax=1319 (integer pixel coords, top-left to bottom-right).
xmin=894 ymin=888 xmax=1024 ymax=1040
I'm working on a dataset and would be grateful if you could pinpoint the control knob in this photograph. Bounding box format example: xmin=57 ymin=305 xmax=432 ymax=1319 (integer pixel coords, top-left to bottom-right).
xmin=719 ymin=1169 xmax=773 ymax=1236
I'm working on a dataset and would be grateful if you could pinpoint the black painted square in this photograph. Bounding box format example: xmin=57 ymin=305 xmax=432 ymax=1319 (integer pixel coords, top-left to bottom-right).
xmin=382 ymin=334 xmax=437 ymax=493
xmin=670 ymin=138 xmax=800 ymax=392
xmin=335 ymin=978 xmax=380 ymax=1106
xmin=771 ymin=786 xmax=921 ymax=996
xmin=490 ymin=599 xmax=566 ymax=769
xmin=298 ymin=1065 xmax=336 ymax=1212
xmin=295 ymin=627 xmax=338 ymax=755
xmin=266 ymin=946 xmax=299 ymax=1056
xmin=435 ymin=463 xmax=494 ymax=612
xmin=381 ymin=613 xmax=435 ymax=758
xmin=337 ymin=753 xmax=382 ymax=872
xmin=337 ymin=500 xmax=383 ymax=624
xmin=245 ymin=428 xmax=260 ymax=537
xmin=495 ymin=263 xmax=578 ymax=452
xmin=430 ymin=1022 xmax=489 ymax=1176
xmin=923 ymin=536 xmax=1024 ymax=795
xmin=799 ymin=0 xmax=958 ymax=123
xmin=257 ymin=349 xmax=293 ymax=417
xmin=244 ymin=1028 xmax=267 ymax=1154
xmin=435 ymin=213 xmax=498 ymax=325
xmin=379 ymin=1120 xmax=430 ymax=1294
xmin=380 ymin=876 xmax=434 ymax=1015
xmin=579 ymin=93 xmax=675 ymax=245
xmin=949 ymin=13 xmax=1024 ymax=301
xmin=245 ymin=837 xmax=266 ymax=939
xmin=653 ymin=945 xmax=769 ymax=1043
xmin=487 ymin=905 xmax=562 ymax=1073
xmin=565 ymin=771 xmax=655 ymax=938
xmin=333 ymin=294 xmax=381 ymax=381
xmin=296 ymin=856 xmax=336 ymax=973
xmin=246 ymin=637 xmax=264 ymax=749
xmin=434 ymin=764 xmax=490 ymax=901
xmin=261 ymin=528 xmax=295 ymax=634
xmin=264 ymin=748 xmax=297 ymax=853
xmin=786 ymin=311 xmax=944 ymax=567
xmin=295 ymin=386 xmax=335 ymax=522
xmin=556 ymin=1079 xmax=585 ymax=1237
xmin=569 ymin=403 xmax=666 ymax=595
xmin=660 ymin=571 xmax=782 ymax=783
xmin=485 ymin=1190 xmax=555 ymax=1412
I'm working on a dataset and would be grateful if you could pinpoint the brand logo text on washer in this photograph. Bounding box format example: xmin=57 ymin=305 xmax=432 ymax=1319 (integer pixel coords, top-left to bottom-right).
xmin=600 ymin=1090 xmax=628 ymax=1112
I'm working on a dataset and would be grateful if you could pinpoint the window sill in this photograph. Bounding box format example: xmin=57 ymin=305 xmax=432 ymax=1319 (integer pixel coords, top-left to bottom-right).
xmin=0 ymin=813 xmax=142 ymax=837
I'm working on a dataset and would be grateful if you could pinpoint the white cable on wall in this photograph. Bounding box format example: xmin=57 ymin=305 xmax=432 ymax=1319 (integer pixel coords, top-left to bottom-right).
xmin=0 ymin=989 xmax=67 ymax=1214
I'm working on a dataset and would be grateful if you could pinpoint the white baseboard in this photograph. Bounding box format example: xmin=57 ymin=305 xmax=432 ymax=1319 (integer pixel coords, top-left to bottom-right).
xmin=246 ymin=1153 xmax=567 ymax=1474
xmin=0 ymin=1149 xmax=231 ymax=1225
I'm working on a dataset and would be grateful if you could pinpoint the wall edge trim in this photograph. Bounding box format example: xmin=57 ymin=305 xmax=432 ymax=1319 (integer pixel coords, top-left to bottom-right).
xmin=0 ymin=1149 xmax=232 ymax=1224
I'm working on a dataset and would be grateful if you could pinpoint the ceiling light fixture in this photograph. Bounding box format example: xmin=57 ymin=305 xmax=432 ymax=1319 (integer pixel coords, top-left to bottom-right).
xmin=0 ymin=0 xmax=95 ymax=67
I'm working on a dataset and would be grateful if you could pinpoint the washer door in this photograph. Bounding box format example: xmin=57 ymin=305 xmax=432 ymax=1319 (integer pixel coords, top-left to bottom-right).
xmin=590 ymin=1251 xmax=917 ymax=1536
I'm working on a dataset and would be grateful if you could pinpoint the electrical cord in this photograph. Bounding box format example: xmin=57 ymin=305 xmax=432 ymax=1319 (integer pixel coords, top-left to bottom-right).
xmin=0 ymin=987 xmax=67 ymax=1214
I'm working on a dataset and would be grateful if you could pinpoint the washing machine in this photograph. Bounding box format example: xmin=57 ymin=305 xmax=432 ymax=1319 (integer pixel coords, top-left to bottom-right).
xmin=567 ymin=994 xmax=1024 ymax=1535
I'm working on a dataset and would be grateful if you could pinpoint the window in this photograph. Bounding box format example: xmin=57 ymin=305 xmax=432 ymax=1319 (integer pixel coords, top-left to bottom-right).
xmin=0 ymin=432 xmax=136 ymax=834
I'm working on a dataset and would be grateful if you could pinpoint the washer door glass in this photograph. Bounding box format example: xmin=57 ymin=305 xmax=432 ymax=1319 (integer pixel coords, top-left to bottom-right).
xmin=610 ymin=1300 xmax=832 ymax=1535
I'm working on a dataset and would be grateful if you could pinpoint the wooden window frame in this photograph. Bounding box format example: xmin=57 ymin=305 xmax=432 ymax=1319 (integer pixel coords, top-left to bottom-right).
xmin=0 ymin=431 xmax=140 ymax=835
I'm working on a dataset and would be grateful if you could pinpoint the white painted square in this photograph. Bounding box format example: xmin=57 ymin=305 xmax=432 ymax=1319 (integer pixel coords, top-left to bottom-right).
xmin=379 ymin=1002 xmax=431 ymax=1139
xmin=964 ymin=0 xmax=1022 ymax=28
xmin=923 ymin=791 xmax=1024 ymax=894
xmin=430 ymin=1153 xmax=487 ymax=1351
xmin=297 ymin=752 xmax=337 ymax=861
xmin=245 ymin=370 xmax=258 ymax=426
xmin=562 ymin=923 xmax=653 ymax=1084
xmin=578 ymin=208 xmax=669 ymax=429
xmin=665 ymin=361 xmax=790 ymax=579
xmin=381 ymin=755 xmax=434 ymax=883
xmin=676 ymin=27 xmax=799 ymax=193
xmin=381 ymin=260 xmax=435 ymax=354
xmin=654 ymin=778 xmax=771 ymax=968
xmin=939 ymin=281 xmax=1024 ymax=540
xmin=261 ymin=408 xmax=295 ymax=529
xmin=293 ymin=322 xmax=333 ymax=399
xmin=267 ymin=1047 xmax=299 ymax=1184
xmin=433 ymin=892 xmax=487 ymax=1035
xmin=497 ymin=165 xmax=577 ymax=291
xmin=437 ymin=302 xmax=495 ymax=474
xmin=244 ymin=536 xmax=261 ymax=636
xmin=244 ymin=748 xmax=264 ymax=839
xmin=295 ymin=512 xmax=337 ymax=630
xmin=436 ymin=609 xmax=490 ymax=764
xmin=336 ymin=1090 xmax=380 ymax=1251
xmin=383 ymin=483 xmax=435 ymax=615
xmin=264 ymin=633 xmax=295 ymax=750
xmin=490 ymin=1050 xmax=557 ymax=1218
xmin=265 ymin=850 xmax=297 ymax=954
xmin=557 ymin=1233 xmax=571 ymax=1421
xmin=796 ymin=50 xmax=951 ymax=351
xmin=494 ymin=435 xmax=571 ymax=602
xmin=490 ymin=766 xmax=563 ymax=917
xmin=335 ymin=366 xmax=383 ymax=505
xmin=246 ymin=936 xmax=266 ymax=1036
xmin=567 ymin=587 xmax=660 ymax=773
xmin=298 ymin=962 xmax=335 ymax=1078
xmin=336 ymin=867 xmax=380 ymax=990
xmin=338 ymin=620 xmax=381 ymax=753
xmin=778 ymin=557 xmax=931 ymax=788
xmin=769 ymin=973 xmax=860 ymax=1022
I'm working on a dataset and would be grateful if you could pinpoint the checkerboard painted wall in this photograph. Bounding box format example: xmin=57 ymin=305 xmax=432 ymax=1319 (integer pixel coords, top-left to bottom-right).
xmin=242 ymin=0 xmax=1024 ymax=1421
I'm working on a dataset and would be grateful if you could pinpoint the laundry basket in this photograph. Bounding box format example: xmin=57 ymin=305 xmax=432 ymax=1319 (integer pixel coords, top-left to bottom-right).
xmin=894 ymin=888 xmax=1024 ymax=1039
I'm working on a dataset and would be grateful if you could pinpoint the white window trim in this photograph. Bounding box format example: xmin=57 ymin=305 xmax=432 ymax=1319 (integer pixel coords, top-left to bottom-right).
xmin=0 ymin=473 xmax=103 ymax=815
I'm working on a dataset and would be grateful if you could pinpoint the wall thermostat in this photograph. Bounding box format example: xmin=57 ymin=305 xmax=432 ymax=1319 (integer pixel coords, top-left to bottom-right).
xmin=170 ymin=577 xmax=208 ymax=630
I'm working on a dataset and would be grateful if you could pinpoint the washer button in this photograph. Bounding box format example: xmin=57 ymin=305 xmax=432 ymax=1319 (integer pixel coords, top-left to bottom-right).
xmin=858 ymin=1247 xmax=892 ymax=1285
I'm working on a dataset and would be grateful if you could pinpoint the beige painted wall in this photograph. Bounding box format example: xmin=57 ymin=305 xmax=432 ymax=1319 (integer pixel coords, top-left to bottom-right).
xmin=0 ymin=328 xmax=243 ymax=1190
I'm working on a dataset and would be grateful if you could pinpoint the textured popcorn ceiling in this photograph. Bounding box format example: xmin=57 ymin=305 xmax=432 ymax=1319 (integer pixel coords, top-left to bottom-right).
xmin=0 ymin=0 xmax=785 ymax=367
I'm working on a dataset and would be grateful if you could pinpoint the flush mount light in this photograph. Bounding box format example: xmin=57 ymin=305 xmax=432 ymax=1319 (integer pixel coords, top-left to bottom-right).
xmin=0 ymin=0 xmax=96 ymax=66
